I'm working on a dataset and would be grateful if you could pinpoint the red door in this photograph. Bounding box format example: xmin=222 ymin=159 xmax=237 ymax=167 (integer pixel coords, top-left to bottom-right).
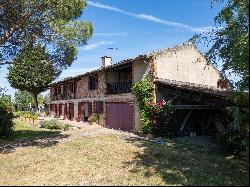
xmin=106 ymin=103 xmax=133 ymax=131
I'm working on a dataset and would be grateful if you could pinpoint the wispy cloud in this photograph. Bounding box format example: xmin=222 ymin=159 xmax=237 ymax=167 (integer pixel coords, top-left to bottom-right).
xmin=94 ymin=32 xmax=127 ymax=37
xmin=88 ymin=1 xmax=215 ymax=33
xmin=82 ymin=41 xmax=114 ymax=50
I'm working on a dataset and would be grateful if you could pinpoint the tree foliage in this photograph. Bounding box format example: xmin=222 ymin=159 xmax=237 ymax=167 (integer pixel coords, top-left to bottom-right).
xmin=0 ymin=101 xmax=14 ymax=138
xmin=14 ymin=90 xmax=34 ymax=110
xmin=7 ymin=45 xmax=55 ymax=111
xmin=0 ymin=0 xmax=93 ymax=65
xmin=0 ymin=93 xmax=13 ymax=112
xmin=192 ymin=0 xmax=249 ymax=91
xmin=191 ymin=0 xmax=249 ymax=154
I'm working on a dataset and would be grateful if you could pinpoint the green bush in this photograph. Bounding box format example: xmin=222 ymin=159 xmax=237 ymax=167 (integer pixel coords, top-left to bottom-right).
xmin=151 ymin=101 xmax=175 ymax=138
xmin=40 ymin=119 xmax=62 ymax=130
xmin=88 ymin=113 xmax=99 ymax=125
xmin=219 ymin=127 xmax=247 ymax=155
xmin=40 ymin=119 xmax=71 ymax=131
xmin=0 ymin=102 xmax=14 ymax=138
xmin=63 ymin=123 xmax=71 ymax=131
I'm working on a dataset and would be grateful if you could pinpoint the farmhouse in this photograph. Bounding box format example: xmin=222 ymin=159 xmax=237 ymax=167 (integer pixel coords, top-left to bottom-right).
xmin=49 ymin=42 xmax=232 ymax=136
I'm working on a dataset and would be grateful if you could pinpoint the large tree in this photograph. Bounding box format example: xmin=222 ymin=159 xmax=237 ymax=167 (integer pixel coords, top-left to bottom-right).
xmin=192 ymin=0 xmax=249 ymax=91
xmin=0 ymin=0 xmax=93 ymax=65
xmin=7 ymin=45 xmax=56 ymax=111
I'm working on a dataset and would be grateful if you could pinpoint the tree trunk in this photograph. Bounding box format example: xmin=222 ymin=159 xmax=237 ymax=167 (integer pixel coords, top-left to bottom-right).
xmin=32 ymin=93 xmax=39 ymax=113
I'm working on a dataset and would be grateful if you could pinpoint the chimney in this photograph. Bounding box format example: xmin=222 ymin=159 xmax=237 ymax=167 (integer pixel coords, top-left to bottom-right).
xmin=101 ymin=56 xmax=112 ymax=68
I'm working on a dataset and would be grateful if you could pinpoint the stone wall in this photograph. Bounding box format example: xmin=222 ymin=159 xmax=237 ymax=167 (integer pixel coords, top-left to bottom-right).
xmin=76 ymin=71 xmax=106 ymax=99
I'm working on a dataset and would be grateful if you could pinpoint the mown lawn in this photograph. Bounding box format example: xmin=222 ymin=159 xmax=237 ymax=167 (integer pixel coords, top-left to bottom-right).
xmin=0 ymin=121 xmax=249 ymax=186
xmin=0 ymin=120 xmax=62 ymax=143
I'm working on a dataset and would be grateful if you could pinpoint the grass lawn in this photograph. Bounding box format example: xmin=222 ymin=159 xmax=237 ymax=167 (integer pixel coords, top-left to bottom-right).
xmin=0 ymin=121 xmax=249 ymax=186
xmin=0 ymin=120 xmax=63 ymax=143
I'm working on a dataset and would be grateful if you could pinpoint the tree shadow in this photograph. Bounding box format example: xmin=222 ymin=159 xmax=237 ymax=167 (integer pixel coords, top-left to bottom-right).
xmin=0 ymin=130 xmax=69 ymax=154
xmin=123 ymin=137 xmax=249 ymax=186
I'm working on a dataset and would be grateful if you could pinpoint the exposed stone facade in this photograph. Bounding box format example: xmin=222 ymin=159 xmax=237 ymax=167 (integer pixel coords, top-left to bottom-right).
xmin=76 ymin=72 xmax=106 ymax=99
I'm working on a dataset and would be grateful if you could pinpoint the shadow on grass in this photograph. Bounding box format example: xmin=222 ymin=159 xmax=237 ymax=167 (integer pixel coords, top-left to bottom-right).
xmin=0 ymin=130 xmax=69 ymax=154
xmin=124 ymin=137 xmax=249 ymax=186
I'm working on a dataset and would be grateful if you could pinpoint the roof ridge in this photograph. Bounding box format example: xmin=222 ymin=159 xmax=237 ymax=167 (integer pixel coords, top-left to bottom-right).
xmin=149 ymin=41 xmax=194 ymax=56
xmin=51 ymin=42 xmax=198 ymax=86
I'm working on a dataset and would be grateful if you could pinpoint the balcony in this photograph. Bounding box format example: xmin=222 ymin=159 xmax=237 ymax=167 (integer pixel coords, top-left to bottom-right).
xmin=52 ymin=92 xmax=76 ymax=101
xmin=107 ymin=80 xmax=132 ymax=94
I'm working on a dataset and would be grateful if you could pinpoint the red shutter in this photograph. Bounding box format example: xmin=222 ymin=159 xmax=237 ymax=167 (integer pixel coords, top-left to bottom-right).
xmin=93 ymin=101 xmax=96 ymax=113
xmin=55 ymin=104 xmax=58 ymax=117
xmin=78 ymin=102 xmax=82 ymax=121
xmin=64 ymin=103 xmax=67 ymax=119
xmin=88 ymin=102 xmax=92 ymax=116
xmin=96 ymin=101 xmax=103 ymax=114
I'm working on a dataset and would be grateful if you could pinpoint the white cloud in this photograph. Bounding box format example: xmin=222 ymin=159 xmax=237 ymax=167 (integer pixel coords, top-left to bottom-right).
xmin=88 ymin=1 xmax=216 ymax=33
xmin=88 ymin=1 xmax=128 ymax=14
xmin=94 ymin=32 xmax=127 ymax=37
xmin=82 ymin=41 xmax=114 ymax=50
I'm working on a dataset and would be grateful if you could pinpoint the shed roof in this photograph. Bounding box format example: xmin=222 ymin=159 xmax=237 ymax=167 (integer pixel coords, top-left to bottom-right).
xmin=154 ymin=78 xmax=234 ymax=99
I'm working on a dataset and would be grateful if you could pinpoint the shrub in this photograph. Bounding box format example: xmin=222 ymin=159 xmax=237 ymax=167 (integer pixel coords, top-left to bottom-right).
xmin=151 ymin=100 xmax=175 ymax=138
xmin=40 ymin=119 xmax=71 ymax=131
xmin=0 ymin=101 xmax=14 ymax=138
xmin=40 ymin=119 xmax=62 ymax=130
xmin=88 ymin=113 xmax=99 ymax=125
xmin=63 ymin=123 xmax=71 ymax=131
xmin=219 ymin=127 xmax=247 ymax=155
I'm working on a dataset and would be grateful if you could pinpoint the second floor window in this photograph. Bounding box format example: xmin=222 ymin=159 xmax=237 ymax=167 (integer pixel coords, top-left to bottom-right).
xmin=58 ymin=86 xmax=61 ymax=95
xmin=89 ymin=75 xmax=98 ymax=90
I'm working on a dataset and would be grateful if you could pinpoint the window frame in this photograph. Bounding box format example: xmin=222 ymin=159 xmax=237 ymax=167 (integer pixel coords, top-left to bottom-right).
xmin=89 ymin=75 xmax=98 ymax=90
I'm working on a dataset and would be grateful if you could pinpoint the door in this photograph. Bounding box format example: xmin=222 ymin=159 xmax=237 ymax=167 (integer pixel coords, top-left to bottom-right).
xmin=106 ymin=103 xmax=133 ymax=131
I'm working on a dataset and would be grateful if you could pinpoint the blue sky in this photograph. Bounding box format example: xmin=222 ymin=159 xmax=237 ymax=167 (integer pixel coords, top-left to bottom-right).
xmin=0 ymin=0 xmax=225 ymax=98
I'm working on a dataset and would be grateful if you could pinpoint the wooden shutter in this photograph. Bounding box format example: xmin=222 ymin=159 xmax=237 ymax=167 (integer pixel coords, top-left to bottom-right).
xmin=96 ymin=101 xmax=103 ymax=114
xmin=88 ymin=102 xmax=92 ymax=116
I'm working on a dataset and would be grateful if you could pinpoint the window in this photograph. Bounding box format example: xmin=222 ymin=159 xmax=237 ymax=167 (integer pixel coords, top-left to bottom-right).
xmin=95 ymin=101 xmax=103 ymax=114
xmin=89 ymin=75 xmax=98 ymax=90
xmin=58 ymin=86 xmax=61 ymax=95
xmin=74 ymin=81 xmax=77 ymax=93
xmin=69 ymin=82 xmax=74 ymax=92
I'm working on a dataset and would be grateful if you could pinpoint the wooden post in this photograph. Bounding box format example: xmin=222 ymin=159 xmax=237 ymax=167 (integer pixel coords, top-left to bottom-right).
xmin=180 ymin=110 xmax=193 ymax=132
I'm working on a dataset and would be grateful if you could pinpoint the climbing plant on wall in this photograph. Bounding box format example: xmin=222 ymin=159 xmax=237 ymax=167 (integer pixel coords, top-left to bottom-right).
xmin=132 ymin=78 xmax=154 ymax=134
xmin=133 ymin=78 xmax=176 ymax=137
